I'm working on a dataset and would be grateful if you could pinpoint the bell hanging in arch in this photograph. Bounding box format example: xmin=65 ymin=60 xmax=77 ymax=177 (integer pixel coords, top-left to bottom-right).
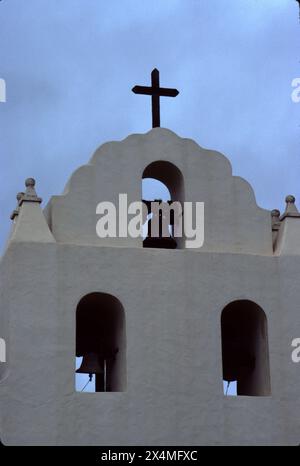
xmin=76 ymin=353 xmax=104 ymax=376
xmin=143 ymin=199 xmax=177 ymax=249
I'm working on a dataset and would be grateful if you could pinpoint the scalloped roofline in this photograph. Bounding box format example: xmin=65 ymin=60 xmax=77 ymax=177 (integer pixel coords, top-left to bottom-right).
xmin=58 ymin=127 xmax=266 ymax=215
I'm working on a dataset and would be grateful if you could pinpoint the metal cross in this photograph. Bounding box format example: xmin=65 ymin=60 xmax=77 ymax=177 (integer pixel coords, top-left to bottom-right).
xmin=132 ymin=69 xmax=179 ymax=128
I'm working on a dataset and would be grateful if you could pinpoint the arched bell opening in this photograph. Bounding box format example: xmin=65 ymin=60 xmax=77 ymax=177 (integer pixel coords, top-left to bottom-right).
xmin=221 ymin=300 xmax=271 ymax=397
xmin=142 ymin=161 xmax=184 ymax=249
xmin=75 ymin=293 xmax=126 ymax=392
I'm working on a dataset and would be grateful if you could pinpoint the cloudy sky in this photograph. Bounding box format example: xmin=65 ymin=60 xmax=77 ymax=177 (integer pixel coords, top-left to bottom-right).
xmin=0 ymin=0 xmax=299 ymax=252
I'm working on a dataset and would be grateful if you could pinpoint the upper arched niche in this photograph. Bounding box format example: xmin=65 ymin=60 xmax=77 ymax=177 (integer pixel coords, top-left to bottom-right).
xmin=142 ymin=160 xmax=184 ymax=204
xmin=44 ymin=128 xmax=273 ymax=254
xmin=142 ymin=161 xmax=185 ymax=249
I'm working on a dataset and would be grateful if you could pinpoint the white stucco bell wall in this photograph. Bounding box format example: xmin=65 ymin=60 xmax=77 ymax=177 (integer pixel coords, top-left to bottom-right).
xmin=0 ymin=129 xmax=299 ymax=445
xmin=44 ymin=129 xmax=272 ymax=255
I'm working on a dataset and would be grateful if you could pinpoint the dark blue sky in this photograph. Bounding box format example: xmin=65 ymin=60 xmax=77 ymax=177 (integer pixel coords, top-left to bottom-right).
xmin=0 ymin=0 xmax=299 ymax=251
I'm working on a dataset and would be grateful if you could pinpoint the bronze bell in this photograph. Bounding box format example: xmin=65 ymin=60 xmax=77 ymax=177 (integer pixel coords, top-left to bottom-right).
xmin=76 ymin=353 xmax=104 ymax=376
xmin=143 ymin=199 xmax=177 ymax=249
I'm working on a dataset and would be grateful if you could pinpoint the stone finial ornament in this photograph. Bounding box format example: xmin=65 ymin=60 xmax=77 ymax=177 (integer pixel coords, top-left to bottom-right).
xmin=271 ymin=209 xmax=280 ymax=224
xmin=8 ymin=178 xmax=55 ymax=244
xmin=10 ymin=192 xmax=25 ymax=220
xmin=280 ymin=195 xmax=300 ymax=220
xmin=286 ymin=195 xmax=295 ymax=204
xmin=271 ymin=209 xmax=281 ymax=250
xmin=19 ymin=178 xmax=42 ymax=205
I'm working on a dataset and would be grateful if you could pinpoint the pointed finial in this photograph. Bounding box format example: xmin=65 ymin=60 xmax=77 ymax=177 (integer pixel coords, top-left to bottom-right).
xmin=19 ymin=178 xmax=42 ymax=205
xmin=10 ymin=192 xmax=25 ymax=220
xmin=9 ymin=180 xmax=55 ymax=244
xmin=280 ymin=195 xmax=300 ymax=220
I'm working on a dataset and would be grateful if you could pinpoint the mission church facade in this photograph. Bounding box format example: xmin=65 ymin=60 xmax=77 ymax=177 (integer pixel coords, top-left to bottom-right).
xmin=0 ymin=69 xmax=300 ymax=444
